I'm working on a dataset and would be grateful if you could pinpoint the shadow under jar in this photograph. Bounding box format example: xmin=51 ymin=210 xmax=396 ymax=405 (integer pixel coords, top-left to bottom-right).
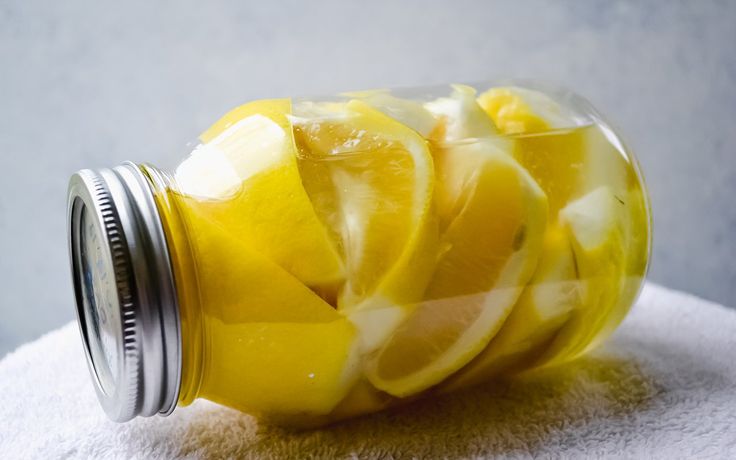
xmin=67 ymin=81 xmax=651 ymax=427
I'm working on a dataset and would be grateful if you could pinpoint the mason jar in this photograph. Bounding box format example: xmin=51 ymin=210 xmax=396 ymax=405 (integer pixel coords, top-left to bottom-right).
xmin=67 ymin=81 xmax=651 ymax=426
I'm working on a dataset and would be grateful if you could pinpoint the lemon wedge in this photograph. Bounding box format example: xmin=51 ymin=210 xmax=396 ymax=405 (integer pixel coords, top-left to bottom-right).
xmin=478 ymin=86 xmax=585 ymax=216
xmin=424 ymin=85 xmax=512 ymax=226
xmin=366 ymin=142 xmax=548 ymax=397
xmin=582 ymin=186 xmax=650 ymax=350
xmin=204 ymin=321 xmax=358 ymax=416
xmin=426 ymin=84 xmax=498 ymax=140
xmin=477 ymin=86 xmax=574 ymax=134
xmin=536 ymin=186 xmax=627 ymax=366
xmin=294 ymin=100 xmax=437 ymax=314
xmin=177 ymin=213 xmax=359 ymax=416
xmin=443 ymin=226 xmax=579 ymax=389
xmin=174 ymin=99 xmax=344 ymax=287
xmin=478 ymin=86 xmax=628 ymax=216
xmin=478 ymin=87 xmax=638 ymax=368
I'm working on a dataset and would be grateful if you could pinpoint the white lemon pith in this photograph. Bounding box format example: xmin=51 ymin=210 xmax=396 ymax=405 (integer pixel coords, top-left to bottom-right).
xmin=175 ymin=114 xmax=287 ymax=199
xmin=206 ymin=320 xmax=359 ymax=416
xmin=351 ymin=90 xmax=438 ymax=138
xmin=426 ymin=84 xmax=498 ymax=140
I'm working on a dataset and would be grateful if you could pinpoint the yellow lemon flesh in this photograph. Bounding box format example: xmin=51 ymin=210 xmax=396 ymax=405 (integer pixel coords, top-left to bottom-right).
xmin=173 ymin=212 xmax=358 ymax=416
xmin=204 ymin=321 xmax=358 ymax=417
xmin=365 ymin=102 xmax=548 ymax=397
xmin=477 ymin=86 xmax=574 ymax=135
xmin=444 ymin=226 xmax=579 ymax=390
xmin=347 ymin=89 xmax=438 ymax=138
xmin=174 ymin=99 xmax=344 ymax=288
xmin=579 ymin=186 xmax=650 ymax=352
xmin=536 ymin=186 xmax=627 ymax=366
xmin=478 ymin=86 xmax=629 ymax=217
xmin=294 ymin=101 xmax=437 ymax=313
xmin=478 ymin=87 xmax=584 ymax=217
xmin=424 ymin=85 xmax=510 ymax=224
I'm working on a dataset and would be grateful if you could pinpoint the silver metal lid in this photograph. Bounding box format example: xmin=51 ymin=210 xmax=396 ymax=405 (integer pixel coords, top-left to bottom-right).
xmin=67 ymin=162 xmax=181 ymax=422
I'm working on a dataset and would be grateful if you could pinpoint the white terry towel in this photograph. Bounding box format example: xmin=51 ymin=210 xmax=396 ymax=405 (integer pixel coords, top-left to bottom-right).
xmin=0 ymin=283 xmax=734 ymax=459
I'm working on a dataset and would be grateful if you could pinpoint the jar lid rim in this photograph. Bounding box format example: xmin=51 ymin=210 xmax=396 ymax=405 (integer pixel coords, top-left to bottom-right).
xmin=67 ymin=162 xmax=181 ymax=422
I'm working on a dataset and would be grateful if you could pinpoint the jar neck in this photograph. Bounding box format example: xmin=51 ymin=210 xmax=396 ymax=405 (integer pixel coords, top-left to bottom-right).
xmin=141 ymin=164 xmax=205 ymax=408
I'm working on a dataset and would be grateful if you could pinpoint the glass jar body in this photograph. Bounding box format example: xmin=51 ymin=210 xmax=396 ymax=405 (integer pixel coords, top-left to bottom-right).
xmin=149 ymin=81 xmax=651 ymax=426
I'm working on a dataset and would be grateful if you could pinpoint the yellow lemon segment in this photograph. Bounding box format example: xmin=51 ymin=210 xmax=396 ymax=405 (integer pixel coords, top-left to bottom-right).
xmin=478 ymin=87 xmax=584 ymax=216
xmin=204 ymin=320 xmax=358 ymax=416
xmin=424 ymin=85 xmax=511 ymax=226
xmin=477 ymin=86 xmax=573 ymax=135
xmin=174 ymin=99 xmax=344 ymax=287
xmin=172 ymin=210 xmax=359 ymax=416
xmin=537 ymin=186 xmax=627 ymax=366
xmin=182 ymin=212 xmax=343 ymax=324
xmin=294 ymin=100 xmax=437 ymax=313
xmin=475 ymin=86 xmax=637 ymax=369
xmin=587 ymin=186 xmax=651 ymax=348
xmin=444 ymin=226 xmax=579 ymax=390
xmin=366 ymin=146 xmax=548 ymax=397
xmin=426 ymin=84 xmax=498 ymax=140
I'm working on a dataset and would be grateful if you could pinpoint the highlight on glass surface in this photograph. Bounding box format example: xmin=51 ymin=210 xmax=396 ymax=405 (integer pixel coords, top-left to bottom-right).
xmin=67 ymin=80 xmax=651 ymax=426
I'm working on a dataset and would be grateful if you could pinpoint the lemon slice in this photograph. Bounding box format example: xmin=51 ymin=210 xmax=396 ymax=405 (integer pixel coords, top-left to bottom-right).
xmin=177 ymin=213 xmax=359 ymax=416
xmin=477 ymin=86 xmax=575 ymax=134
xmin=565 ymin=186 xmax=649 ymax=356
xmin=294 ymin=100 xmax=437 ymax=314
xmin=443 ymin=226 xmax=579 ymax=389
xmin=366 ymin=144 xmax=548 ymax=397
xmin=174 ymin=99 xmax=344 ymax=287
xmin=424 ymin=85 xmax=512 ymax=227
xmin=536 ymin=186 xmax=627 ymax=366
xmin=476 ymin=86 xmax=637 ymax=371
xmin=478 ymin=86 xmax=585 ymax=216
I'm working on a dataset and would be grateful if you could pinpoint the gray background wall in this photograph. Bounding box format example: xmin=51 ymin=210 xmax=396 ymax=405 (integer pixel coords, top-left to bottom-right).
xmin=1 ymin=0 xmax=735 ymax=356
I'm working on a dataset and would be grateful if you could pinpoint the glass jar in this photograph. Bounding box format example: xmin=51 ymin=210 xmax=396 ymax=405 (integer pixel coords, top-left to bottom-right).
xmin=67 ymin=81 xmax=651 ymax=426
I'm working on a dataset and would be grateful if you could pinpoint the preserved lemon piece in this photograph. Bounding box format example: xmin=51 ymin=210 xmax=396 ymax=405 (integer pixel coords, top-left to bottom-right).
xmin=444 ymin=226 xmax=578 ymax=389
xmin=366 ymin=146 xmax=547 ymax=397
xmin=174 ymin=99 xmax=344 ymax=287
xmin=181 ymin=215 xmax=359 ymax=416
xmin=182 ymin=213 xmax=341 ymax=324
xmin=457 ymin=87 xmax=628 ymax=380
xmin=477 ymin=86 xmax=574 ymax=134
xmin=596 ymin=187 xmax=650 ymax=341
xmin=478 ymin=87 xmax=629 ymax=217
xmin=426 ymin=84 xmax=498 ymax=141
xmin=537 ymin=186 xmax=627 ymax=366
xmin=425 ymin=85 xmax=509 ymax=223
xmin=204 ymin=321 xmax=358 ymax=416
xmin=294 ymin=100 xmax=437 ymax=313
